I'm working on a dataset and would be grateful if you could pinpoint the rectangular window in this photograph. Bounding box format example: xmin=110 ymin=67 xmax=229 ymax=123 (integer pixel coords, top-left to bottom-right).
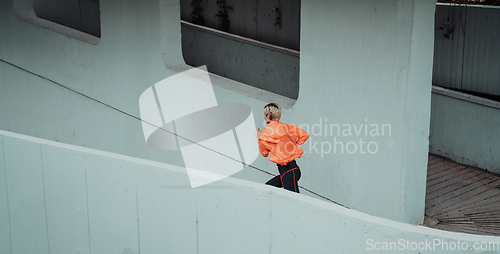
xmin=34 ymin=0 xmax=101 ymax=38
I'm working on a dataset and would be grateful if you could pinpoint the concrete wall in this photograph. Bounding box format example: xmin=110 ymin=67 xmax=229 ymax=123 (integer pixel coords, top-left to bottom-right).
xmin=181 ymin=20 xmax=300 ymax=99
xmin=1 ymin=0 xmax=301 ymax=200
xmin=0 ymin=0 xmax=177 ymax=167
xmin=0 ymin=0 xmax=293 ymax=174
xmin=431 ymin=4 xmax=500 ymax=172
xmin=291 ymin=0 xmax=437 ymax=224
xmin=2 ymin=130 xmax=500 ymax=254
xmin=2 ymin=0 xmax=438 ymax=225
xmin=433 ymin=4 xmax=500 ymax=96
xmin=429 ymin=86 xmax=500 ymax=174
xmin=180 ymin=0 xmax=301 ymax=51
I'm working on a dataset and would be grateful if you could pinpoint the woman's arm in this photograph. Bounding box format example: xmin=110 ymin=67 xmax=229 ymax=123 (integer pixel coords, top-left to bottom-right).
xmin=296 ymin=128 xmax=310 ymax=145
xmin=258 ymin=140 xmax=270 ymax=157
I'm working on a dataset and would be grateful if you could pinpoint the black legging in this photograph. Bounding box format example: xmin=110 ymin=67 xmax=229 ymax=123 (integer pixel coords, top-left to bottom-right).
xmin=265 ymin=160 xmax=301 ymax=193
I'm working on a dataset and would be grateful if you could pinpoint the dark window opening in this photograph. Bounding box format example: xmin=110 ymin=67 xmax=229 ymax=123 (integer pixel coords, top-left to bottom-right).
xmin=34 ymin=0 xmax=101 ymax=38
xmin=178 ymin=0 xmax=300 ymax=100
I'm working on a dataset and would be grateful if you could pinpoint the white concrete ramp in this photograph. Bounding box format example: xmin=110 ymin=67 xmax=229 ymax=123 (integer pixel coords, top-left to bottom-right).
xmin=1 ymin=130 xmax=500 ymax=254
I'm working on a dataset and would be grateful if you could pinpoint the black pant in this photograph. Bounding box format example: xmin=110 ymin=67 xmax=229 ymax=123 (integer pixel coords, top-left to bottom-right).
xmin=265 ymin=160 xmax=301 ymax=193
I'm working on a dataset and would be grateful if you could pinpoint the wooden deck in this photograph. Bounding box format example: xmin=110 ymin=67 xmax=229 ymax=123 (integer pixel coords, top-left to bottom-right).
xmin=424 ymin=154 xmax=500 ymax=236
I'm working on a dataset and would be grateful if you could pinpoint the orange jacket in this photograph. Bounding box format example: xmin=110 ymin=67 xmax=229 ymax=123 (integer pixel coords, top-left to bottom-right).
xmin=258 ymin=121 xmax=309 ymax=165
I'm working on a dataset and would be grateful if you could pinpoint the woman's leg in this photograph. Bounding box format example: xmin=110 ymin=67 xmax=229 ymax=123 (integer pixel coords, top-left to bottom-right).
xmin=280 ymin=168 xmax=300 ymax=193
xmin=265 ymin=175 xmax=283 ymax=188
xmin=278 ymin=160 xmax=301 ymax=193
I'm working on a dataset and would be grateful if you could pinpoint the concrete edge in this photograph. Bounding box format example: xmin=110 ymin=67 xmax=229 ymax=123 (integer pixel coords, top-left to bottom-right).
xmin=436 ymin=2 xmax=500 ymax=9
xmin=432 ymin=85 xmax=500 ymax=110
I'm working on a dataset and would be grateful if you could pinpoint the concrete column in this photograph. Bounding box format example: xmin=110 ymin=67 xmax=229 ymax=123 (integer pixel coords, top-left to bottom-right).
xmin=293 ymin=0 xmax=436 ymax=224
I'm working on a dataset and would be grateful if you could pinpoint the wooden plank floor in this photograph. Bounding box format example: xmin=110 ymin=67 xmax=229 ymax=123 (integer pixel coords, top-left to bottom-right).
xmin=423 ymin=154 xmax=500 ymax=236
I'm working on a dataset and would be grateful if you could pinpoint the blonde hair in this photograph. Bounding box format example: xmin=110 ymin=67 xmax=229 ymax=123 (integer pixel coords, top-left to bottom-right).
xmin=264 ymin=103 xmax=281 ymax=121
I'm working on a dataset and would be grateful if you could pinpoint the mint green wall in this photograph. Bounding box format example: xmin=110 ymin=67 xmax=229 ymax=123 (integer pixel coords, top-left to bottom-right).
xmin=430 ymin=86 xmax=500 ymax=174
xmin=292 ymin=0 xmax=436 ymax=224
xmin=1 ymin=0 xmax=439 ymax=225
xmin=0 ymin=0 xmax=292 ymax=205
xmin=0 ymin=0 xmax=280 ymax=175
xmin=0 ymin=135 xmax=9 ymax=253
xmin=2 ymin=130 xmax=500 ymax=253
xmin=0 ymin=0 xmax=180 ymax=165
